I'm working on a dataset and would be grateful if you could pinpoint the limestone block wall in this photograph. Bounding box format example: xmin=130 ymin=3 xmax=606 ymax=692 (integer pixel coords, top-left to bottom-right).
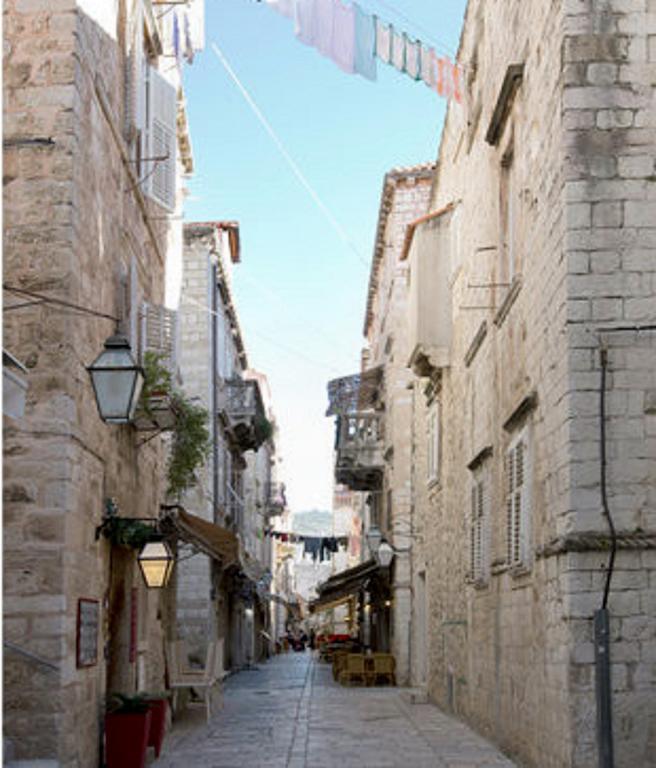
xmin=177 ymin=233 xmax=215 ymax=657
xmin=365 ymin=169 xmax=433 ymax=684
xmin=3 ymin=3 xmax=174 ymax=765
xmin=561 ymin=1 xmax=656 ymax=765
xmin=412 ymin=0 xmax=656 ymax=766
xmin=418 ymin=0 xmax=572 ymax=765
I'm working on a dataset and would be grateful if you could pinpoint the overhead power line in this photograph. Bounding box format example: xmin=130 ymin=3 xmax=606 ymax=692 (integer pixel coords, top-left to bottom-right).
xmin=210 ymin=41 xmax=370 ymax=271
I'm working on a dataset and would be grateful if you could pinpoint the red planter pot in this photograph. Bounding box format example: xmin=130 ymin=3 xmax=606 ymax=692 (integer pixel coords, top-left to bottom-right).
xmin=147 ymin=699 xmax=168 ymax=758
xmin=105 ymin=710 xmax=152 ymax=768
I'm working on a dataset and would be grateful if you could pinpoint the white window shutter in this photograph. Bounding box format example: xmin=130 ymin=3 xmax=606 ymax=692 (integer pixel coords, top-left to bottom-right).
xmin=519 ymin=437 xmax=531 ymax=566
xmin=145 ymin=66 xmax=177 ymax=211
xmin=505 ymin=449 xmax=515 ymax=566
xmin=140 ymin=302 xmax=179 ymax=375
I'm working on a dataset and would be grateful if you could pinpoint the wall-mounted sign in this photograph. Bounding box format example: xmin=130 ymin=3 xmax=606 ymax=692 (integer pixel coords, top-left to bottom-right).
xmin=76 ymin=598 xmax=100 ymax=668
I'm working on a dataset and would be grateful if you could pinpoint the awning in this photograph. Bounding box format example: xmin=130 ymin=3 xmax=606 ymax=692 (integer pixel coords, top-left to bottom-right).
xmin=309 ymin=594 xmax=355 ymax=615
xmin=169 ymin=508 xmax=239 ymax=566
xmin=326 ymin=366 xmax=383 ymax=416
xmin=310 ymin=559 xmax=380 ymax=613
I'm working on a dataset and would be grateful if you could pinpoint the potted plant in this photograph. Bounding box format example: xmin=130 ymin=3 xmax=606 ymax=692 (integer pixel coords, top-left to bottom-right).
xmin=141 ymin=692 xmax=170 ymax=758
xmin=105 ymin=694 xmax=151 ymax=768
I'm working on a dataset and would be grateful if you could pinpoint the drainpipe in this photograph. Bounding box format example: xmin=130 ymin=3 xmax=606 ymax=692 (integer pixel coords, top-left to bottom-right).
xmin=595 ymin=343 xmax=615 ymax=768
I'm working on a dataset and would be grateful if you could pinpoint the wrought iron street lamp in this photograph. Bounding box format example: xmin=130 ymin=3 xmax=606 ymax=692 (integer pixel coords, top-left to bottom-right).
xmin=137 ymin=539 xmax=174 ymax=589
xmin=377 ymin=541 xmax=395 ymax=569
xmin=87 ymin=332 xmax=144 ymax=424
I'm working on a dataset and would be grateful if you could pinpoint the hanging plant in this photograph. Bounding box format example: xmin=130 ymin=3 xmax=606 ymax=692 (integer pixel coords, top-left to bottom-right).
xmin=166 ymin=394 xmax=211 ymax=499
xmin=137 ymin=352 xmax=211 ymax=500
xmin=254 ymin=414 xmax=275 ymax=444
xmin=100 ymin=517 xmax=155 ymax=550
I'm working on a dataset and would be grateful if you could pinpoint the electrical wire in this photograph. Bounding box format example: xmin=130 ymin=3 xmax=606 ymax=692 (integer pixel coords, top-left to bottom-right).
xmin=210 ymin=41 xmax=370 ymax=271
xmin=181 ymin=295 xmax=344 ymax=373
xmin=599 ymin=345 xmax=616 ymax=610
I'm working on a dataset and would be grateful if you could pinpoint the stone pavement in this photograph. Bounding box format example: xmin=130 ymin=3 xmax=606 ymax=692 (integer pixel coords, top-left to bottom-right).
xmin=154 ymin=651 xmax=518 ymax=768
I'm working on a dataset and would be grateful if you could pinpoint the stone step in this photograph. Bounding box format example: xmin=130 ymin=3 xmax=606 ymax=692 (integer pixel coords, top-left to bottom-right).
xmin=5 ymin=761 xmax=60 ymax=768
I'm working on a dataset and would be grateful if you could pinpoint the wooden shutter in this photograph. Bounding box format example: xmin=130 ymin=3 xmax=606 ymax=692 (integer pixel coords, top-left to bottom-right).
xmin=506 ymin=449 xmax=515 ymax=565
xmin=145 ymin=66 xmax=177 ymax=211
xmin=518 ymin=436 xmax=531 ymax=566
xmin=129 ymin=254 xmax=139 ymax=353
xmin=140 ymin=302 xmax=179 ymax=375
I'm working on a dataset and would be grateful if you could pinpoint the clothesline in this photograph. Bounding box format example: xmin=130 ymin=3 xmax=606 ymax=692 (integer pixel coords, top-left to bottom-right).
xmin=267 ymin=529 xmax=351 ymax=562
xmin=264 ymin=0 xmax=463 ymax=102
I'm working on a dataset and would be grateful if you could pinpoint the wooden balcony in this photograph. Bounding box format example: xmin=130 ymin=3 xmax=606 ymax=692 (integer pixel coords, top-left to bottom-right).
xmin=334 ymin=412 xmax=384 ymax=491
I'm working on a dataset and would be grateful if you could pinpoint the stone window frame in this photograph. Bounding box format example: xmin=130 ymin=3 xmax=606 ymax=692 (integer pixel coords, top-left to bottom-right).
xmin=426 ymin=400 xmax=441 ymax=487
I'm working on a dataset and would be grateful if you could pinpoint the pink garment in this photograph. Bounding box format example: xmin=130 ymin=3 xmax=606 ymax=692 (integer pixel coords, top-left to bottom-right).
xmin=265 ymin=0 xmax=295 ymax=19
xmin=314 ymin=0 xmax=334 ymax=57
xmin=375 ymin=18 xmax=391 ymax=64
xmin=421 ymin=45 xmax=436 ymax=88
xmin=295 ymin=0 xmax=317 ymax=46
xmin=391 ymin=29 xmax=405 ymax=71
xmin=405 ymin=37 xmax=421 ymax=80
xmin=332 ymin=0 xmax=355 ymax=73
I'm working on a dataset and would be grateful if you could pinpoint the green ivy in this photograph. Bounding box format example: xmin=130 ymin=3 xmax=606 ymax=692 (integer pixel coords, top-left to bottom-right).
xmin=167 ymin=394 xmax=211 ymax=499
xmin=101 ymin=517 xmax=154 ymax=550
xmin=135 ymin=353 xmax=211 ymax=499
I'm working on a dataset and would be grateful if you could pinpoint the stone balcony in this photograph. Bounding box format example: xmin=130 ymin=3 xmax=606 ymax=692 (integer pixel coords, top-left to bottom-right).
xmin=217 ymin=378 xmax=269 ymax=452
xmin=334 ymin=411 xmax=384 ymax=491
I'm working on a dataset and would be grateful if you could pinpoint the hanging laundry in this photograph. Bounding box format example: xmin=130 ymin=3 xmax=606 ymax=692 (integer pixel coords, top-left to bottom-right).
xmin=304 ymin=536 xmax=322 ymax=561
xmin=295 ymin=0 xmax=317 ymax=47
xmin=172 ymin=11 xmax=182 ymax=68
xmin=420 ymin=44 xmax=437 ymax=89
xmin=313 ymin=0 xmax=334 ymax=58
xmin=374 ymin=17 xmax=392 ymax=65
xmin=405 ymin=36 xmax=421 ymax=80
xmin=353 ymin=3 xmax=376 ymax=81
xmin=265 ymin=0 xmax=296 ymax=20
xmin=183 ymin=11 xmax=195 ymax=64
xmin=332 ymin=0 xmax=355 ymax=74
xmin=391 ymin=29 xmax=406 ymax=72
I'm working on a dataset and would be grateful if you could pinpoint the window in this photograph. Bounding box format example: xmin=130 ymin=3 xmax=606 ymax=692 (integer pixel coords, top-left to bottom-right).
xmin=506 ymin=428 xmax=531 ymax=570
xmin=144 ymin=66 xmax=177 ymax=211
xmin=427 ymin=402 xmax=440 ymax=484
xmin=469 ymin=474 xmax=489 ymax=585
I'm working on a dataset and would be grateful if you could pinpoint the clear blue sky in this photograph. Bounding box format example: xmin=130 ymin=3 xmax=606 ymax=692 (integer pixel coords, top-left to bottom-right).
xmin=183 ymin=0 xmax=467 ymax=513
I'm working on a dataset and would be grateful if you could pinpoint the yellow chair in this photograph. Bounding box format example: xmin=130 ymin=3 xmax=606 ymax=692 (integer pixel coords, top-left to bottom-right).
xmin=332 ymin=650 xmax=349 ymax=681
xmin=338 ymin=654 xmax=367 ymax=686
xmin=367 ymin=653 xmax=396 ymax=686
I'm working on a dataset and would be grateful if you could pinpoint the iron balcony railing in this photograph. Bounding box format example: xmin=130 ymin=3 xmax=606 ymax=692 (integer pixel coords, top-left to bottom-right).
xmin=334 ymin=411 xmax=385 ymax=491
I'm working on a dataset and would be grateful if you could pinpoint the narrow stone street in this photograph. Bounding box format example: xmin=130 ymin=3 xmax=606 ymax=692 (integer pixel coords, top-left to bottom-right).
xmin=155 ymin=652 xmax=517 ymax=768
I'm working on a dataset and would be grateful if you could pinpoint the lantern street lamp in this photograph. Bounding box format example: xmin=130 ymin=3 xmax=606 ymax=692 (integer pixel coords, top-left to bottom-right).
xmin=87 ymin=332 xmax=144 ymax=424
xmin=377 ymin=541 xmax=395 ymax=569
xmin=366 ymin=525 xmax=383 ymax=556
xmin=137 ymin=539 xmax=174 ymax=589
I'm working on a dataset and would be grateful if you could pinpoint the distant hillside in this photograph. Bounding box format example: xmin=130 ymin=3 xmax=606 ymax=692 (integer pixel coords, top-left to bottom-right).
xmin=292 ymin=509 xmax=333 ymax=536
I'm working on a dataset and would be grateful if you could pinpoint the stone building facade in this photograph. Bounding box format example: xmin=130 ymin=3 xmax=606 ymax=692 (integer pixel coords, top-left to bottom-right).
xmin=3 ymin=2 xmax=199 ymax=765
xmin=177 ymin=223 xmax=277 ymax=671
xmin=403 ymin=0 xmax=656 ymax=766
xmin=328 ymin=165 xmax=433 ymax=681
